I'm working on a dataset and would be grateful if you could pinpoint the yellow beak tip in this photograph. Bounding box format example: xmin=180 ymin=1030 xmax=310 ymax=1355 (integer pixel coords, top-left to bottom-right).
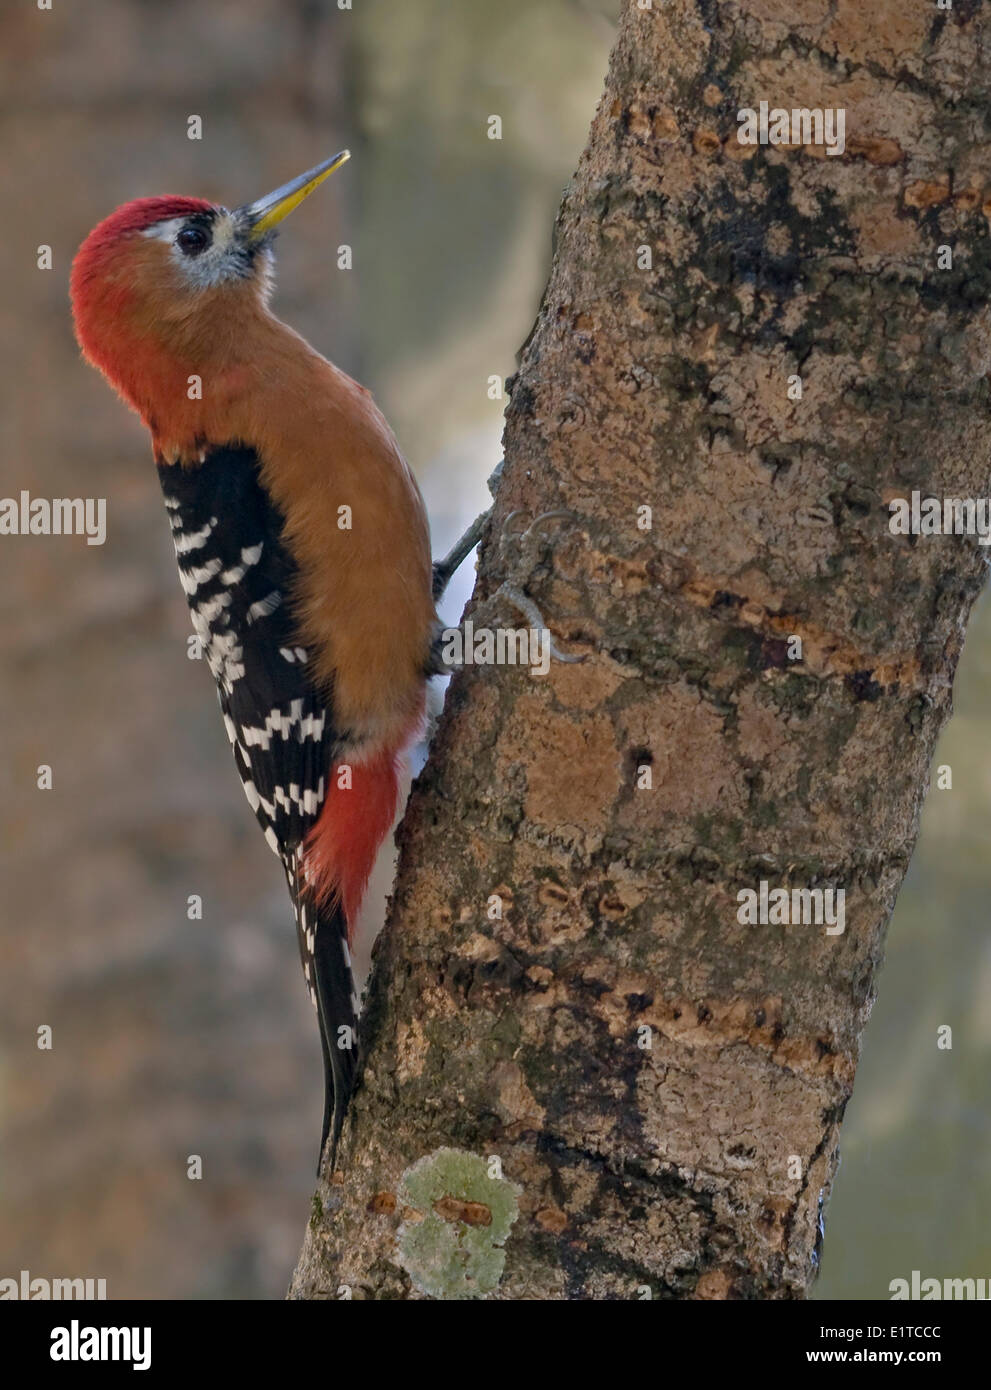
xmin=246 ymin=150 xmax=351 ymax=240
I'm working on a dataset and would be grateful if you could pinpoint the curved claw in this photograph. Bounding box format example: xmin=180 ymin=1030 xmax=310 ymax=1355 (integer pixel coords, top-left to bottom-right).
xmin=500 ymin=509 xmax=533 ymax=547
xmin=548 ymin=637 xmax=586 ymax=665
xmin=500 ymin=507 xmax=579 ymax=545
xmin=527 ymin=508 xmax=578 ymax=533
xmin=500 ymin=508 xmax=584 ymax=575
xmin=500 ymin=584 xmax=586 ymax=664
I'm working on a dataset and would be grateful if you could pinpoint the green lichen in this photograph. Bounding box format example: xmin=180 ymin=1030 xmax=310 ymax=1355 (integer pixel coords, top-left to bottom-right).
xmin=397 ymin=1148 xmax=521 ymax=1300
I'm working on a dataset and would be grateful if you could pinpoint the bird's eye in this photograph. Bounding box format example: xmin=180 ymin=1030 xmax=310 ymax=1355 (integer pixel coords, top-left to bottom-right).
xmin=176 ymin=225 xmax=210 ymax=256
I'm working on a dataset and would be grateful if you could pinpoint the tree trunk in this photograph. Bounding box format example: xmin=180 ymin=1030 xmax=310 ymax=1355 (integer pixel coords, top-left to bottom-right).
xmin=291 ymin=0 xmax=991 ymax=1299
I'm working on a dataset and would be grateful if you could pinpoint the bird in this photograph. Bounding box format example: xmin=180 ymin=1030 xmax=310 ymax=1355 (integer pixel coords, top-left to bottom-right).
xmin=70 ymin=152 xmax=449 ymax=1172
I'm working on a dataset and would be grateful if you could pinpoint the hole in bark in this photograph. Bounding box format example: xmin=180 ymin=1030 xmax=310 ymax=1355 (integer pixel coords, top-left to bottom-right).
xmin=761 ymin=636 xmax=791 ymax=669
xmin=846 ymin=669 xmax=883 ymax=702
xmin=711 ymin=589 xmax=743 ymax=611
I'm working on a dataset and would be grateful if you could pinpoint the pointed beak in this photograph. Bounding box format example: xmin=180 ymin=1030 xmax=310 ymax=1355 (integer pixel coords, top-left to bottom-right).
xmin=241 ymin=150 xmax=350 ymax=242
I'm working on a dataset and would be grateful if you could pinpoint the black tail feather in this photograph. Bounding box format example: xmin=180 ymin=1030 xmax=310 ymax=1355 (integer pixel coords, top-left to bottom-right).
xmin=312 ymin=905 xmax=358 ymax=1172
xmin=284 ymin=854 xmax=359 ymax=1174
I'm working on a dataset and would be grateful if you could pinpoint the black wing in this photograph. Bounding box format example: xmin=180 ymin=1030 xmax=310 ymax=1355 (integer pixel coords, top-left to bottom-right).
xmin=159 ymin=444 xmax=357 ymax=1168
xmin=159 ymin=445 xmax=337 ymax=856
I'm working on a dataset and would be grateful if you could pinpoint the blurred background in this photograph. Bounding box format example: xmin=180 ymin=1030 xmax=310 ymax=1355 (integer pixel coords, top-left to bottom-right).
xmin=0 ymin=0 xmax=986 ymax=1300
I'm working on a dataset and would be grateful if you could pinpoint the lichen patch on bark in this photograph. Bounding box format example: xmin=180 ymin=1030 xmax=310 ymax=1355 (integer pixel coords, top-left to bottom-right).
xmin=395 ymin=1149 xmax=522 ymax=1300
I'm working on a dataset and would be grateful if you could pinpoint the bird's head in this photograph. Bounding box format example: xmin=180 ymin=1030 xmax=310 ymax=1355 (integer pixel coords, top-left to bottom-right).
xmin=70 ymin=152 xmax=350 ymax=445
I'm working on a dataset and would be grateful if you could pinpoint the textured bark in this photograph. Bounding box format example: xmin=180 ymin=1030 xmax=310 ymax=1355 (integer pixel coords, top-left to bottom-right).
xmin=291 ymin=0 xmax=991 ymax=1299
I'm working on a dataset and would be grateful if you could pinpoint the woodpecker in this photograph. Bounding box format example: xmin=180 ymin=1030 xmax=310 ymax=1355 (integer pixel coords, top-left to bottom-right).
xmin=70 ymin=153 xmax=447 ymax=1171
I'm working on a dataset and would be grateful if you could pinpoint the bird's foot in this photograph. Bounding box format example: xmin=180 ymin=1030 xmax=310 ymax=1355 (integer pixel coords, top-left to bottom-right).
xmin=432 ymin=507 xmax=492 ymax=600
xmin=431 ymin=459 xmax=507 ymax=600
xmin=430 ymin=506 xmax=586 ymax=672
xmin=492 ymin=582 xmax=584 ymax=664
